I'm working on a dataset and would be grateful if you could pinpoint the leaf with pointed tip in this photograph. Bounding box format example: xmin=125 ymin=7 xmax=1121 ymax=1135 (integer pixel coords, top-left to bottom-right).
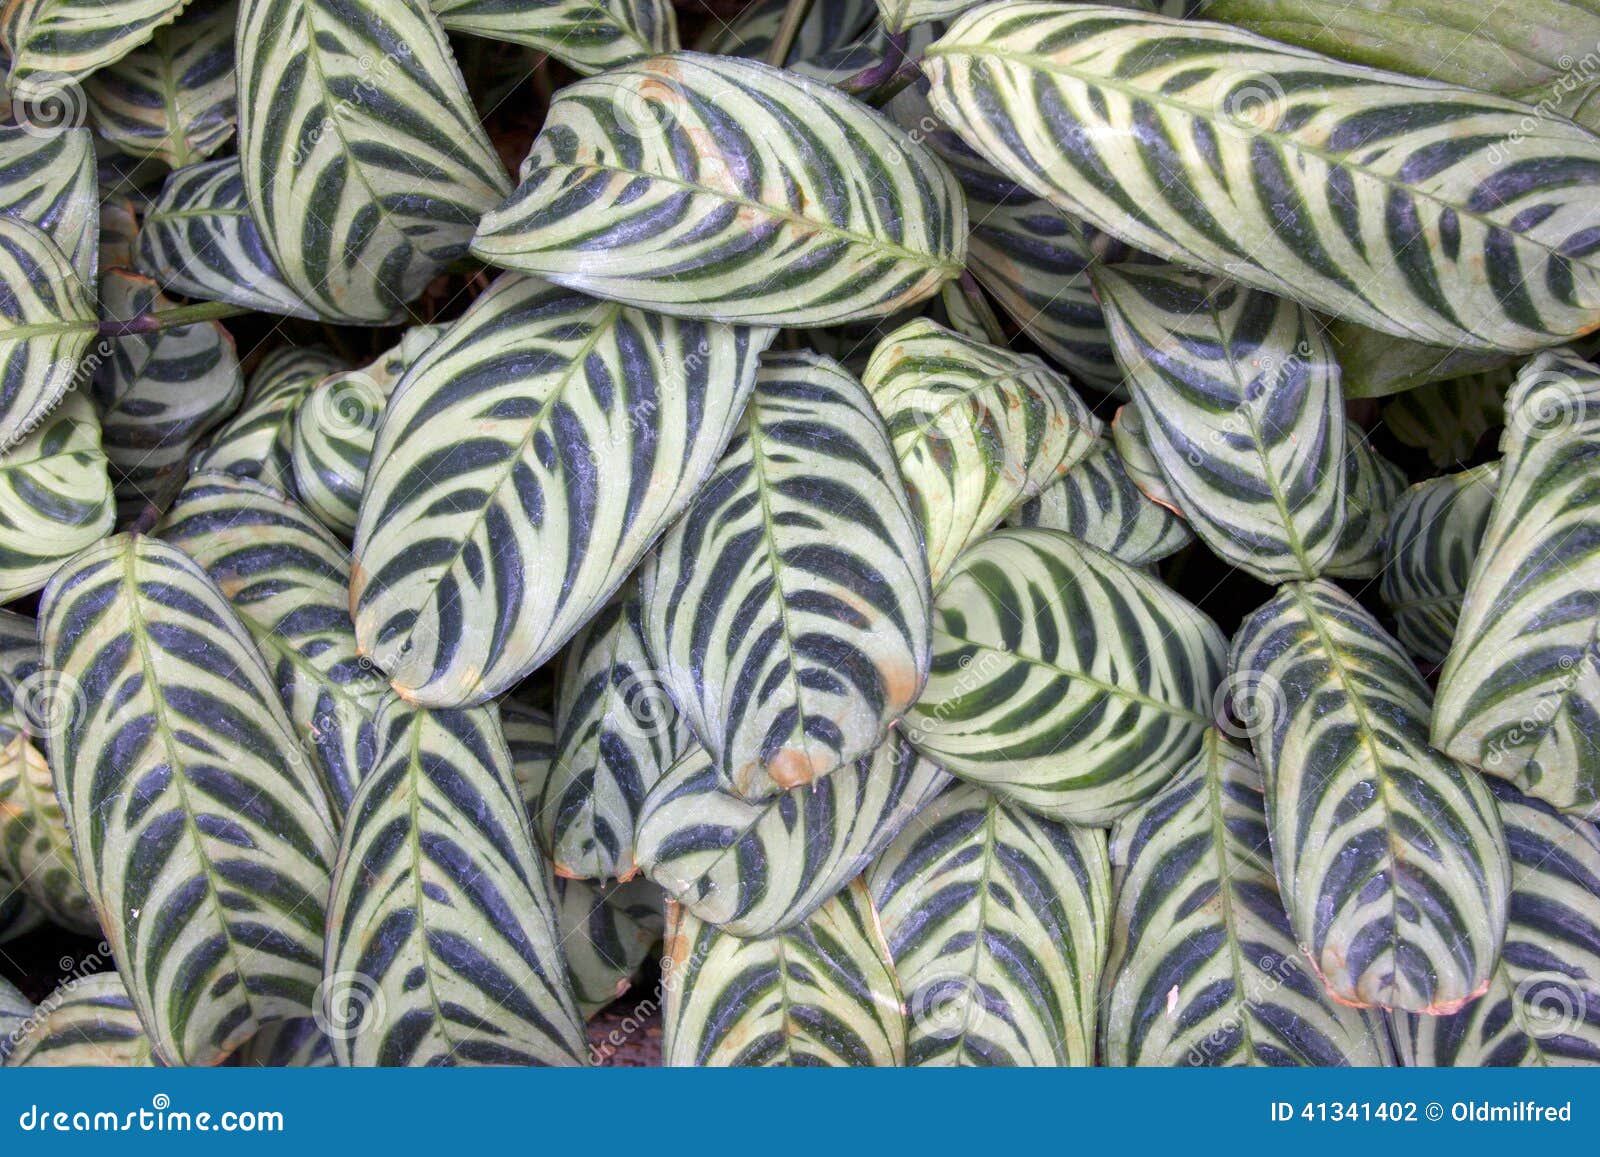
xmin=2 ymin=974 xmax=154 ymax=1067
xmin=554 ymin=877 xmax=663 ymax=1018
xmin=1110 ymin=401 xmax=1181 ymax=516
xmin=1 ymin=0 xmax=190 ymax=99
xmin=1322 ymin=421 xmax=1405 ymax=579
xmin=663 ymin=879 xmax=906 ymax=1066
xmin=40 ymin=534 xmax=338 ymax=1064
xmin=1009 ymin=439 xmax=1192 ymax=567
xmin=0 ymin=123 xmax=96 ymax=282
xmin=0 ymin=216 xmax=96 ymax=448
xmin=1383 ymin=372 xmax=1508 ymax=468
xmin=192 ymin=345 xmax=344 ymax=495
xmin=352 ymin=274 xmax=770 ymax=707
xmin=432 ymin=0 xmax=676 ymax=75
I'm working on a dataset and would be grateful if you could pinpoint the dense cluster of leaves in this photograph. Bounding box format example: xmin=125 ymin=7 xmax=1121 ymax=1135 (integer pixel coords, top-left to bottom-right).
xmin=1 ymin=0 xmax=1599 ymax=1068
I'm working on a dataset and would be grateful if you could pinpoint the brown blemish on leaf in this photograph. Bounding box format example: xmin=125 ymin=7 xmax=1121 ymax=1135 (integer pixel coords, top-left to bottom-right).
xmin=765 ymin=747 xmax=825 ymax=791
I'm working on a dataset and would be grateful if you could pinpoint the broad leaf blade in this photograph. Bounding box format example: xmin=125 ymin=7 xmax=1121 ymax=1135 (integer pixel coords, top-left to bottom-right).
xmin=193 ymin=344 xmax=344 ymax=495
xmin=1009 ymin=439 xmax=1193 ymax=567
xmin=431 ymin=0 xmax=677 ymax=75
xmin=1 ymin=974 xmax=154 ymax=1067
xmin=0 ymin=216 xmax=96 ymax=448
xmin=2 ymin=0 xmax=190 ymax=99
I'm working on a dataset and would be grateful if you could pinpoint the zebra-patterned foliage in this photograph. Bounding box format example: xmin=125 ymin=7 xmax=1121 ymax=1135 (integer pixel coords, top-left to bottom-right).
xmin=135 ymin=159 xmax=314 ymax=318
xmin=1009 ymin=439 xmax=1192 ymax=567
xmin=501 ymin=693 xmax=556 ymax=814
xmin=84 ymin=0 xmax=237 ymax=168
xmin=876 ymin=0 xmax=981 ymax=31
xmin=39 ymin=534 xmax=338 ymax=1065
xmin=1381 ymin=464 xmax=1499 ymax=665
xmin=0 ymin=124 xmax=96 ymax=283
xmin=234 ymin=1017 xmax=335 ymax=1066
xmin=0 ymin=975 xmax=28 ymax=1061
xmin=0 ymin=388 xmax=115 ymax=602
xmin=641 ymin=351 xmax=930 ymax=799
xmin=1 ymin=0 xmax=189 ymax=98
xmin=353 ymin=274 xmax=771 ymax=708
xmin=1103 ymin=730 xmax=1391 ymax=1066
xmin=2 ymin=974 xmax=154 ymax=1067
xmin=324 ymin=698 xmax=586 ymax=1066
xmin=0 ymin=216 xmax=96 ymax=450
xmin=1384 ymin=372 xmax=1508 ymax=468
xmin=1095 ymin=265 xmax=1346 ymax=583
xmin=789 ymin=18 xmax=940 ymax=89
xmin=290 ymin=324 xmax=445 ymax=539
xmin=535 ymin=589 xmax=688 ymax=880
xmin=471 ymin=53 xmax=966 ymax=327
xmin=922 ymin=4 xmax=1600 ymax=352
xmin=1323 ymin=421 xmax=1405 ymax=579
xmin=159 ymin=472 xmax=386 ymax=817
xmin=635 ymin=734 xmax=951 ymax=938
xmin=431 ymin=0 xmax=676 ymax=75
xmin=868 ymin=782 xmax=1110 ymax=1066
xmin=906 ymin=528 xmax=1225 ymax=825
xmin=1397 ymin=778 xmax=1600 ymax=1066
xmin=193 ymin=345 xmax=344 ymax=495
xmin=862 ymin=319 xmax=1099 ymax=586
xmin=663 ymin=879 xmax=906 ymax=1066
xmin=93 ymin=270 xmax=243 ymax=521
xmin=1434 ymin=350 xmax=1600 ymax=815
xmin=236 ymin=0 xmax=510 ymax=323
xmin=1110 ymin=401 xmax=1181 ymax=516
xmin=1231 ymin=580 xmax=1510 ymax=1013
xmin=1326 ymin=320 xmax=1512 ymax=400
xmin=554 ymin=877 xmax=663 ymax=1018
xmin=693 ymin=0 xmax=873 ymax=62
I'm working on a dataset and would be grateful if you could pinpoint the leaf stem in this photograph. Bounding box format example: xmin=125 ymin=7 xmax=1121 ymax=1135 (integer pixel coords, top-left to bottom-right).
xmin=957 ymin=272 xmax=1009 ymax=347
xmin=765 ymin=0 xmax=815 ymax=68
xmin=97 ymin=301 xmax=255 ymax=337
xmin=841 ymin=33 xmax=911 ymax=99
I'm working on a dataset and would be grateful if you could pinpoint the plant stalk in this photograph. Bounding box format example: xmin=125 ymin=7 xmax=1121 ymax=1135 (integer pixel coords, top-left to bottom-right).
xmin=97 ymin=301 xmax=255 ymax=338
xmin=765 ymin=0 xmax=816 ymax=68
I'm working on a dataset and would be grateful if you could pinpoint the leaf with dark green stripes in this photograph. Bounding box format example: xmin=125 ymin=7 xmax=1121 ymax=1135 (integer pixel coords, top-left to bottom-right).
xmin=1434 ymin=349 xmax=1600 ymax=815
xmin=862 ymin=320 xmax=1100 ymax=586
xmin=234 ymin=1017 xmax=335 ymax=1066
xmin=1322 ymin=421 xmax=1405 ymax=580
xmin=1397 ymin=778 xmax=1600 ymax=1066
xmin=159 ymin=471 xmax=386 ymax=817
xmin=236 ymin=0 xmax=510 ymax=322
xmin=693 ymin=0 xmax=873 ymax=62
xmin=472 ymin=53 xmax=966 ymax=327
xmin=40 ymin=534 xmax=338 ymax=1064
xmin=1230 ymin=580 xmax=1510 ymax=1013
xmin=0 ymin=976 xmax=29 ymax=1061
xmin=1 ymin=0 xmax=189 ymax=99
xmin=1384 ymin=372 xmax=1509 ymax=470
xmin=432 ymin=0 xmax=676 ymax=75
xmin=1094 ymin=265 xmax=1347 ymax=582
xmin=635 ymin=734 xmax=951 ymax=938
xmin=0 ymin=123 xmax=97 ymax=283
xmin=84 ymin=0 xmax=236 ymax=168
xmin=0 ymin=389 xmax=115 ymax=602
xmin=554 ymin=877 xmax=663 ymax=1018
xmin=2 ymin=974 xmax=154 ymax=1067
xmin=193 ymin=345 xmax=344 ymax=495
xmin=135 ymin=158 xmax=315 ymax=318
xmin=1380 ymin=464 xmax=1499 ymax=666
xmin=906 ymin=527 xmax=1225 ymax=824
xmin=352 ymin=274 xmax=771 ymax=708
xmin=641 ymin=350 xmax=930 ymax=798
xmin=324 ymin=697 xmax=586 ymax=1066
xmin=0 ymin=216 xmax=96 ymax=449
xmin=923 ymin=3 xmax=1600 ymax=352
xmin=1104 ymin=730 xmax=1391 ymax=1066
xmin=663 ymin=878 xmax=906 ymax=1066
xmin=501 ymin=693 xmax=556 ymax=815
xmin=869 ymin=782 xmax=1110 ymax=1065
xmin=875 ymin=0 xmax=982 ymax=32
xmin=1009 ymin=439 xmax=1192 ymax=567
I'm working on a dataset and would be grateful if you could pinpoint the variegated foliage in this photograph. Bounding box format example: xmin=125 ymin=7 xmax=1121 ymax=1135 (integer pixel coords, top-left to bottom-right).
xmin=1009 ymin=439 xmax=1192 ymax=567
xmin=431 ymin=0 xmax=677 ymax=75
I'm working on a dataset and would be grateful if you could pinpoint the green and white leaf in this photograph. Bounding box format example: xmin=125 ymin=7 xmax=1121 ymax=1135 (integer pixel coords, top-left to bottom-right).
xmin=1230 ymin=579 xmax=1510 ymax=1013
xmin=876 ymin=0 xmax=981 ymax=32
xmin=193 ymin=344 xmax=343 ymax=495
xmin=693 ymin=0 xmax=873 ymax=62
xmin=352 ymin=274 xmax=770 ymax=707
xmin=1 ymin=0 xmax=190 ymax=100
xmin=236 ymin=0 xmax=510 ymax=322
xmin=1110 ymin=401 xmax=1181 ymax=516
xmin=431 ymin=0 xmax=676 ymax=75
xmin=2 ymin=974 xmax=154 ymax=1067
xmin=40 ymin=534 xmax=338 ymax=1064
xmin=471 ymin=53 xmax=966 ymax=327
xmin=325 ymin=697 xmax=586 ymax=1066
xmin=863 ymin=319 xmax=1100 ymax=586
xmin=0 ymin=975 xmax=28 ymax=1061
xmin=1009 ymin=439 xmax=1192 ymax=567
xmin=0 ymin=216 xmax=96 ymax=449
xmin=906 ymin=528 xmax=1225 ymax=824
xmin=1383 ymin=372 xmax=1508 ymax=469
xmin=0 ymin=123 xmax=96 ymax=282
xmin=1322 ymin=421 xmax=1405 ymax=579
xmin=233 ymin=1017 xmax=335 ymax=1066
xmin=641 ymin=350 xmax=930 ymax=798
xmin=1326 ymin=319 xmax=1513 ymax=400
xmin=501 ymin=693 xmax=556 ymax=815
xmin=554 ymin=877 xmax=663 ymax=1018
xmin=869 ymin=782 xmax=1110 ymax=1065
xmin=663 ymin=879 xmax=906 ymax=1066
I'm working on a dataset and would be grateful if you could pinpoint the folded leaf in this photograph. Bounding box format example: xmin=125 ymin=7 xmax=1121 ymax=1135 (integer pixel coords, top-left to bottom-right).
xmin=431 ymin=0 xmax=676 ymax=75
xmin=1009 ymin=439 xmax=1192 ymax=567
xmin=1 ymin=974 xmax=154 ymax=1067
xmin=1111 ymin=401 xmax=1182 ymax=516
xmin=554 ymin=877 xmax=663 ymax=1018
xmin=193 ymin=344 xmax=344 ymax=495
xmin=0 ymin=216 xmax=96 ymax=449
xmin=0 ymin=123 xmax=97 ymax=282
xmin=1322 ymin=421 xmax=1405 ymax=579
xmin=2 ymin=0 xmax=190 ymax=99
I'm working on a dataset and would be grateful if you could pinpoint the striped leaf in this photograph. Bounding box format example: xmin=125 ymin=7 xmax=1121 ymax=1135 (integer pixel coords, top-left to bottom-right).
xmin=862 ymin=319 xmax=1100 ymax=586
xmin=1094 ymin=265 xmax=1347 ymax=582
xmin=663 ymin=879 xmax=906 ymax=1066
xmin=1230 ymin=580 xmax=1510 ymax=1013
xmin=1327 ymin=320 xmax=1513 ymax=400
xmin=876 ymin=0 xmax=981 ymax=31
xmin=1 ymin=974 xmax=154 ymax=1067
xmin=471 ymin=52 xmax=966 ymax=327
xmin=0 ymin=975 xmax=28 ymax=1061
xmin=0 ymin=388 xmax=115 ymax=602
xmin=234 ymin=1017 xmax=335 ymax=1066
xmin=694 ymin=0 xmax=873 ymax=62
xmin=0 ymin=123 xmax=96 ymax=282
xmin=868 ymin=782 xmax=1110 ymax=1065
xmin=159 ymin=471 xmax=386 ymax=817
xmin=236 ymin=0 xmax=510 ymax=323
xmin=1380 ymin=464 xmax=1500 ymax=665
xmin=135 ymin=158 xmax=315 ymax=318
xmin=2 ymin=0 xmax=189 ymax=99
xmin=0 ymin=216 xmax=96 ymax=449
xmin=193 ymin=344 xmax=344 ymax=495
xmin=1397 ymin=779 xmax=1600 ymax=1066
xmin=324 ymin=697 xmax=586 ymax=1066
xmin=1434 ymin=349 xmax=1600 ymax=815
xmin=922 ymin=3 xmax=1600 ymax=352
xmin=905 ymin=527 xmax=1226 ymax=825
xmin=289 ymin=324 xmax=446 ymax=539
xmin=1323 ymin=421 xmax=1405 ymax=580
xmin=1384 ymin=373 xmax=1509 ymax=468
xmin=352 ymin=274 xmax=771 ymax=707
xmin=501 ymin=693 xmax=556 ymax=815
xmin=39 ymin=534 xmax=338 ymax=1064
xmin=92 ymin=269 xmax=243 ymax=521
xmin=635 ymin=734 xmax=951 ymax=938
xmin=536 ymin=588 xmax=689 ymax=880
xmin=1104 ymin=730 xmax=1391 ymax=1066
xmin=83 ymin=0 xmax=237 ymax=168
xmin=554 ymin=877 xmax=663 ymax=1018
xmin=1009 ymin=439 xmax=1193 ymax=567
xmin=640 ymin=350 xmax=930 ymax=798
xmin=432 ymin=0 xmax=676 ymax=75
xmin=1111 ymin=401 xmax=1182 ymax=516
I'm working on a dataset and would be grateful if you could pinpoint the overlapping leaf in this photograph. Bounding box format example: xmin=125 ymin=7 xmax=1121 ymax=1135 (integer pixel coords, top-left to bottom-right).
xmin=1 ymin=974 xmax=154 ymax=1067
xmin=2 ymin=0 xmax=189 ymax=99
xmin=193 ymin=344 xmax=343 ymax=495
xmin=1326 ymin=320 xmax=1512 ymax=400
xmin=1323 ymin=421 xmax=1405 ymax=579
xmin=1110 ymin=401 xmax=1181 ymax=516
xmin=0 ymin=123 xmax=96 ymax=282
xmin=1384 ymin=373 xmax=1509 ymax=468
xmin=1231 ymin=580 xmax=1510 ymax=1013
xmin=0 ymin=975 xmax=28 ymax=1061
xmin=554 ymin=877 xmax=663 ymax=1018
xmin=352 ymin=274 xmax=770 ymax=707
xmin=694 ymin=0 xmax=873 ymax=62
xmin=1009 ymin=439 xmax=1192 ymax=567
xmin=0 ymin=216 xmax=96 ymax=449
xmin=432 ymin=0 xmax=676 ymax=75
xmin=234 ymin=1018 xmax=335 ymax=1066
xmin=501 ymin=693 xmax=556 ymax=814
